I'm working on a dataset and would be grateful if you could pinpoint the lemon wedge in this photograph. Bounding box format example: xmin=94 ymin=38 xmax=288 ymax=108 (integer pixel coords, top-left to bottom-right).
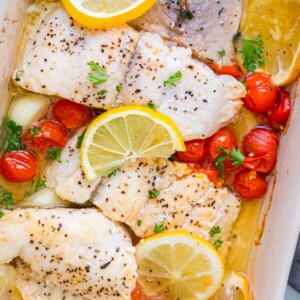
xmin=213 ymin=272 xmax=252 ymax=300
xmin=0 ymin=265 xmax=22 ymax=300
xmin=136 ymin=230 xmax=225 ymax=300
xmin=61 ymin=0 xmax=157 ymax=28
xmin=237 ymin=0 xmax=300 ymax=86
xmin=80 ymin=106 xmax=185 ymax=181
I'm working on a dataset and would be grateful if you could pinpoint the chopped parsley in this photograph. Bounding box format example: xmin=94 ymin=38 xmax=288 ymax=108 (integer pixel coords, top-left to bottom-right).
xmin=47 ymin=147 xmax=61 ymax=163
xmin=29 ymin=127 xmax=40 ymax=139
xmin=209 ymin=226 xmax=222 ymax=237
xmin=0 ymin=186 xmax=14 ymax=218
xmin=1 ymin=118 xmax=23 ymax=153
xmin=87 ymin=61 xmax=109 ymax=85
xmin=25 ymin=178 xmax=46 ymax=197
xmin=154 ymin=223 xmax=165 ymax=233
xmin=214 ymin=238 xmax=223 ymax=249
xmin=163 ymin=71 xmax=182 ymax=86
xmin=218 ymin=49 xmax=226 ymax=57
xmin=238 ymin=79 xmax=248 ymax=87
xmin=100 ymin=260 xmax=112 ymax=269
xmin=215 ymin=147 xmax=244 ymax=178
xmin=148 ymin=189 xmax=159 ymax=199
xmin=137 ymin=219 xmax=143 ymax=226
xmin=99 ymin=89 xmax=108 ymax=95
xmin=239 ymin=36 xmax=265 ymax=72
xmin=15 ymin=69 xmax=24 ymax=82
xmin=108 ymin=169 xmax=118 ymax=177
xmin=147 ymin=102 xmax=157 ymax=109
xmin=116 ymin=84 xmax=122 ymax=92
xmin=76 ymin=129 xmax=87 ymax=148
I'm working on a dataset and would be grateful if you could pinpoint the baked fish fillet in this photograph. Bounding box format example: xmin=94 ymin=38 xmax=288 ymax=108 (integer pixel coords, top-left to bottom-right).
xmin=130 ymin=0 xmax=242 ymax=64
xmin=118 ymin=32 xmax=246 ymax=140
xmin=93 ymin=159 xmax=241 ymax=257
xmin=45 ymin=129 xmax=101 ymax=204
xmin=0 ymin=208 xmax=137 ymax=300
xmin=13 ymin=7 xmax=139 ymax=109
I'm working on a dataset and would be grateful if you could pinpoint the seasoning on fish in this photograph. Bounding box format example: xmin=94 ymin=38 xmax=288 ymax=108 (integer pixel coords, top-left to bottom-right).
xmin=0 ymin=208 xmax=137 ymax=299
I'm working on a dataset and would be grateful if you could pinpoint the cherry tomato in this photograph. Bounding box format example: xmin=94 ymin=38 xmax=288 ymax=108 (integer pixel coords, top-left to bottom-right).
xmin=131 ymin=284 xmax=163 ymax=300
xmin=242 ymin=72 xmax=278 ymax=113
xmin=267 ymin=89 xmax=291 ymax=130
xmin=207 ymin=128 xmax=238 ymax=168
xmin=188 ymin=158 xmax=224 ymax=187
xmin=0 ymin=150 xmax=37 ymax=183
xmin=175 ymin=139 xmax=206 ymax=163
xmin=233 ymin=169 xmax=268 ymax=200
xmin=52 ymin=99 xmax=94 ymax=129
xmin=208 ymin=63 xmax=243 ymax=79
xmin=25 ymin=120 xmax=69 ymax=151
xmin=242 ymin=127 xmax=278 ymax=173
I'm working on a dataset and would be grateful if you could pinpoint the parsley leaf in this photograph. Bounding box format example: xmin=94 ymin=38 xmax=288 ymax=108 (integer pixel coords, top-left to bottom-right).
xmin=0 ymin=186 xmax=14 ymax=218
xmin=148 ymin=189 xmax=159 ymax=199
xmin=147 ymin=102 xmax=157 ymax=109
xmin=214 ymin=238 xmax=223 ymax=249
xmin=87 ymin=61 xmax=109 ymax=85
xmin=76 ymin=129 xmax=87 ymax=148
xmin=1 ymin=118 xmax=23 ymax=153
xmin=47 ymin=147 xmax=61 ymax=163
xmin=29 ymin=127 xmax=40 ymax=139
xmin=209 ymin=226 xmax=222 ymax=237
xmin=239 ymin=36 xmax=265 ymax=72
xmin=154 ymin=224 xmax=165 ymax=233
xmin=163 ymin=71 xmax=182 ymax=86
xmin=238 ymin=79 xmax=248 ymax=87
xmin=137 ymin=219 xmax=143 ymax=226
xmin=25 ymin=178 xmax=46 ymax=197
xmin=108 ymin=169 xmax=118 ymax=177
xmin=116 ymin=84 xmax=122 ymax=92
xmin=218 ymin=49 xmax=226 ymax=57
xmin=230 ymin=149 xmax=245 ymax=166
xmin=99 ymin=89 xmax=108 ymax=95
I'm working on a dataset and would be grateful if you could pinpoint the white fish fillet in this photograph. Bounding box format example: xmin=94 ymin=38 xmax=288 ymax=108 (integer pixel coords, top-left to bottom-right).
xmin=13 ymin=8 xmax=139 ymax=109
xmin=93 ymin=159 xmax=241 ymax=257
xmin=45 ymin=129 xmax=101 ymax=204
xmin=0 ymin=208 xmax=137 ymax=299
xmin=130 ymin=0 xmax=242 ymax=64
xmin=118 ymin=32 xmax=246 ymax=140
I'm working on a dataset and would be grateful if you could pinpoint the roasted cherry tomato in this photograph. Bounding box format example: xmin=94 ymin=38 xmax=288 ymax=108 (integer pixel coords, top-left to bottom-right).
xmin=188 ymin=158 xmax=224 ymax=187
xmin=208 ymin=63 xmax=243 ymax=79
xmin=242 ymin=72 xmax=278 ymax=113
xmin=0 ymin=150 xmax=37 ymax=183
xmin=131 ymin=284 xmax=163 ymax=300
xmin=233 ymin=169 xmax=268 ymax=200
xmin=207 ymin=128 xmax=238 ymax=168
xmin=175 ymin=139 xmax=206 ymax=163
xmin=52 ymin=99 xmax=94 ymax=129
xmin=267 ymin=89 xmax=291 ymax=130
xmin=25 ymin=120 xmax=69 ymax=151
xmin=242 ymin=127 xmax=278 ymax=173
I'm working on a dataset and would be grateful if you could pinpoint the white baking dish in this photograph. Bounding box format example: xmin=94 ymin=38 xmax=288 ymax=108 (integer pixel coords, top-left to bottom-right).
xmin=1 ymin=1 xmax=299 ymax=299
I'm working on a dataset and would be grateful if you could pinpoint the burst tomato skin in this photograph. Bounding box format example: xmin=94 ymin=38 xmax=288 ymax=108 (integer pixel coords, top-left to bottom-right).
xmin=131 ymin=284 xmax=163 ymax=300
xmin=0 ymin=150 xmax=37 ymax=183
xmin=242 ymin=127 xmax=278 ymax=173
xmin=25 ymin=120 xmax=69 ymax=151
xmin=52 ymin=99 xmax=94 ymax=129
xmin=175 ymin=139 xmax=206 ymax=163
xmin=243 ymin=72 xmax=278 ymax=113
xmin=233 ymin=169 xmax=268 ymax=200
xmin=208 ymin=63 xmax=243 ymax=79
xmin=267 ymin=89 xmax=291 ymax=130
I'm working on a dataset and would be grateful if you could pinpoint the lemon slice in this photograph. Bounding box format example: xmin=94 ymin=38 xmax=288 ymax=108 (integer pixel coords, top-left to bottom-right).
xmin=236 ymin=0 xmax=300 ymax=86
xmin=80 ymin=106 xmax=185 ymax=181
xmin=61 ymin=0 xmax=157 ymax=28
xmin=213 ymin=272 xmax=252 ymax=300
xmin=0 ymin=265 xmax=22 ymax=300
xmin=136 ymin=230 xmax=225 ymax=300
